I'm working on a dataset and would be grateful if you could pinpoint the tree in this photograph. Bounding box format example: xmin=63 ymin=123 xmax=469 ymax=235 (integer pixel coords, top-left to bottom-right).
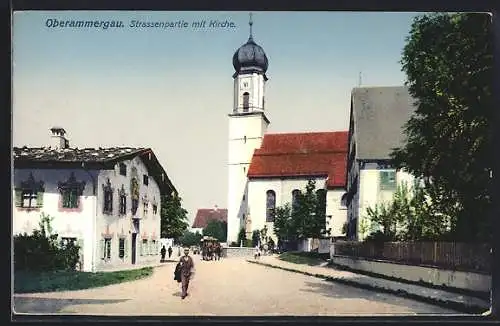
xmin=292 ymin=180 xmax=329 ymax=239
xmin=178 ymin=230 xmax=202 ymax=247
xmin=252 ymin=230 xmax=260 ymax=247
xmin=390 ymin=13 xmax=493 ymax=242
xmin=364 ymin=181 xmax=452 ymax=241
xmin=237 ymin=227 xmax=247 ymax=246
xmin=202 ymin=220 xmax=227 ymax=242
xmin=272 ymin=204 xmax=293 ymax=243
xmin=160 ymin=194 xmax=189 ymax=239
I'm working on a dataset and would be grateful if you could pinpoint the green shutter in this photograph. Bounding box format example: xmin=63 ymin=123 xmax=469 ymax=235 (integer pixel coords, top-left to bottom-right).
xmin=36 ymin=191 xmax=44 ymax=208
xmin=14 ymin=189 xmax=22 ymax=207
xmin=124 ymin=238 xmax=129 ymax=258
xmin=100 ymin=239 xmax=105 ymax=259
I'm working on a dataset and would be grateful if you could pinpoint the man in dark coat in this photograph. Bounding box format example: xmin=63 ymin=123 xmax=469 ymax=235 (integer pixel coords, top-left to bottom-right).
xmin=161 ymin=245 xmax=166 ymax=262
xmin=168 ymin=246 xmax=173 ymax=259
xmin=179 ymin=247 xmax=194 ymax=299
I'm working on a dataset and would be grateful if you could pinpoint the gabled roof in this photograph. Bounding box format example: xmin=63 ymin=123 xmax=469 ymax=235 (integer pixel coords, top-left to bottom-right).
xmin=192 ymin=208 xmax=228 ymax=229
xmin=247 ymin=131 xmax=348 ymax=188
xmin=350 ymin=86 xmax=417 ymax=160
xmin=13 ymin=146 xmax=177 ymax=195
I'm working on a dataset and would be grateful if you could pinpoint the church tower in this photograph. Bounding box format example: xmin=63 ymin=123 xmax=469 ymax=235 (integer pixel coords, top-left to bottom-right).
xmin=227 ymin=13 xmax=270 ymax=244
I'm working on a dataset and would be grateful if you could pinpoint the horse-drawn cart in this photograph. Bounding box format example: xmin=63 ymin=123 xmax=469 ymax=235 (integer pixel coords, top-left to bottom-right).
xmin=200 ymin=236 xmax=222 ymax=261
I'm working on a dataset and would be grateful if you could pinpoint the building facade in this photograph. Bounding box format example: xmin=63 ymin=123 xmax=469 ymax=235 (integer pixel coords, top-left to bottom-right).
xmin=344 ymin=87 xmax=417 ymax=240
xmin=13 ymin=127 xmax=177 ymax=272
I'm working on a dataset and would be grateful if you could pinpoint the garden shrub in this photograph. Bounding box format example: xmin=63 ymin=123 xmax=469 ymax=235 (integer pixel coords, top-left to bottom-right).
xmin=14 ymin=214 xmax=81 ymax=272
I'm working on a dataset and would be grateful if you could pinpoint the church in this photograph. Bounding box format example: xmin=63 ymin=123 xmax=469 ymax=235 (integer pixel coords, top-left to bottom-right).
xmin=226 ymin=16 xmax=349 ymax=245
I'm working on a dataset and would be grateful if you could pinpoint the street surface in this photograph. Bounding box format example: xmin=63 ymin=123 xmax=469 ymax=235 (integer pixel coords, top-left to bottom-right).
xmin=14 ymin=256 xmax=460 ymax=316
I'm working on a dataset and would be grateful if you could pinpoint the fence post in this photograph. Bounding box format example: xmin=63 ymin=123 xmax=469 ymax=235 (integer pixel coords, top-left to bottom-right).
xmin=433 ymin=241 xmax=437 ymax=265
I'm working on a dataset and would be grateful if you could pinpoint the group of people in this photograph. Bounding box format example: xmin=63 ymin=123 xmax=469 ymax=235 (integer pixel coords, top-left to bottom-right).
xmin=160 ymin=245 xmax=173 ymax=262
xmin=201 ymin=242 xmax=222 ymax=261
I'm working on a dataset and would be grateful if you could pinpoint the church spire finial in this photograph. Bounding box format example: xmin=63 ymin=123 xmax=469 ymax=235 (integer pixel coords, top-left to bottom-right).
xmin=248 ymin=12 xmax=253 ymax=41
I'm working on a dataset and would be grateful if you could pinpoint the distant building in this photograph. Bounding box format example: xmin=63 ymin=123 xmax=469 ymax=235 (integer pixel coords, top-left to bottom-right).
xmin=13 ymin=127 xmax=177 ymax=272
xmin=344 ymin=87 xmax=417 ymax=241
xmin=191 ymin=206 xmax=228 ymax=234
xmin=226 ymin=17 xmax=348 ymax=244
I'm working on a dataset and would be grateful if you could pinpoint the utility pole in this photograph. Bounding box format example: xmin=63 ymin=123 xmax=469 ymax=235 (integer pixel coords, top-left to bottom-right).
xmin=358 ymin=72 xmax=362 ymax=87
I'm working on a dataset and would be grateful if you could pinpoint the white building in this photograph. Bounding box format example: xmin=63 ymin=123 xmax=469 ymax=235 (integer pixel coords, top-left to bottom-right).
xmin=226 ymin=17 xmax=348 ymax=245
xmin=344 ymin=87 xmax=417 ymax=241
xmin=13 ymin=127 xmax=177 ymax=272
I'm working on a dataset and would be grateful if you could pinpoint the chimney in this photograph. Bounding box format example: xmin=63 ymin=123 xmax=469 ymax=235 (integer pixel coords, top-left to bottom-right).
xmin=50 ymin=127 xmax=69 ymax=149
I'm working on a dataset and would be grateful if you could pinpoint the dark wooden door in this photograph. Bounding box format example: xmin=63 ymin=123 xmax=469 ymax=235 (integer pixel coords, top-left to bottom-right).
xmin=131 ymin=233 xmax=137 ymax=264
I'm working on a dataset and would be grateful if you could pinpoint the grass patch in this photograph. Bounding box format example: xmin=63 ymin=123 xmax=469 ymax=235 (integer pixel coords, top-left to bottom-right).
xmin=278 ymin=251 xmax=329 ymax=266
xmin=14 ymin=267 xmax=154 ymax=294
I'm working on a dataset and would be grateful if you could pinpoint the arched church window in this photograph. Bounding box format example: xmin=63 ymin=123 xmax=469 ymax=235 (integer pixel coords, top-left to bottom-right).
xmin=266 ymin=190 xmax=276 ymax=222
xmin=316 ymin=189 xmax=327 ymax=216
xmin=243 ymin=92 xmax=250 ymax=112
xmin=291 ymin=189 xmax=300 ymax=212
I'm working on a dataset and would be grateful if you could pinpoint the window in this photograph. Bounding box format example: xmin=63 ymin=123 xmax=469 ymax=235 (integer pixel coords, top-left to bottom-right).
xmin=143 ymin=200 xmax=149 ymax=217
xmin=130 ymin=177 xmax=139 ymax=215
xmin=242 ymin=92 xmax=250 ymax=112
xmin=61 ymin=237 xmax=77 ymax=247
xmin=141 ymin=239 xmax=148 ymax=256
xmin=143 ymin=175 xmax=149 ymax=186
xmin=15 ymin=173 xmax=45 ymax=209
xmin=102 ymin=178 xmax=113 ymax=214
xmin=119 ymin=187 xmax=127 ymax=215
xmin=151 ymin=239 xmax=156 ymax=255
xmin=119 ymin=238 xmax=125 ymax=258
xmin=316 ymin=189 xmax=327 ymax=216
xmin=266 ymin=190 xmax=276 ymax=222
xmin=102 ymin=238 xmax=112 ymax=260
xmin=291 ymin=189 xmax=301 ymax=212
xmin=152 ymin=204 xmax=158 ymax=215
xmin=58 ymin=172 xmax=86 ymax=209
xmin=119 ymin=163 xmax=127 ymax=176
xmin=380 ymin=170 xmax=397 ymax=190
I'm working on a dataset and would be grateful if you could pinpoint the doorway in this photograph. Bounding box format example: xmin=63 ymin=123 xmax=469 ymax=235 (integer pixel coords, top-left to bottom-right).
xmin=131 ymin=233 xmax=137 ymax=264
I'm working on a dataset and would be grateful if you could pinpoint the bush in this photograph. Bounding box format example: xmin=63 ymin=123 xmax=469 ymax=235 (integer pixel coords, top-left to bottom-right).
xmin=14 ymin=214 xmax=81 ymax=272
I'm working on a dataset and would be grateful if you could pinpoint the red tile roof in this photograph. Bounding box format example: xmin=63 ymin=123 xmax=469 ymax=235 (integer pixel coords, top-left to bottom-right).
xmin=192 ymin=207 xmax=228 ymax=229
xmin=247 ymin=131 xmax=348 ymax=188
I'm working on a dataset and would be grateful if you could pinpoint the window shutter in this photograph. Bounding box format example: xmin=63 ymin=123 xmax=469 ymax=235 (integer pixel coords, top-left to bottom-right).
xmin=139 ymin=240 xmax=143 ymax=256
xmin=14 ymin=189 xmax=22 ymax=207
xmin=36 ymin=191 xmax=44 ymax=208
xmin=124 ymin=238 xmax=129 ymax=258
xmin=100 ymin=239 xmax=105 ymax=259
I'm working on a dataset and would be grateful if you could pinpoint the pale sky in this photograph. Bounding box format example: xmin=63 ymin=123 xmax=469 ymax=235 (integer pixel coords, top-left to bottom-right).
xmin=12 ymin=11 xmax=423 ymax=225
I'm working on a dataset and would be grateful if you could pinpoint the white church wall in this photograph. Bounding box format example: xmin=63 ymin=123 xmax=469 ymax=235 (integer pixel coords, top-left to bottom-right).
xmin=13 ymin=168 xmax=98 ymax=272
xmin=246 ymin=177 xmax=328 ymax=241
xmin=326 ymin=189 xmax=347 ymax=238
xmin=94 ymin=156 xmax=161 ymax=271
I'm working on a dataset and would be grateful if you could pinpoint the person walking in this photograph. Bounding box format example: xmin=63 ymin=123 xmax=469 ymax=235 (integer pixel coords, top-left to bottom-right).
xmin=179 ymin=247 xmax=194 ymax=299
xmin=160 ymin=245 xmax=166 ymax=262
xmin=168 ymin=246 xmax=173 ymax=259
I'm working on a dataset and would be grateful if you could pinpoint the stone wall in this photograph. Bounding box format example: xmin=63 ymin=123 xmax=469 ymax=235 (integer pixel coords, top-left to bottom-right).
xmin=331 ymin=255 xmax=491 ymax=293
xmin=223 ymin=247 xmax=255 ymax=258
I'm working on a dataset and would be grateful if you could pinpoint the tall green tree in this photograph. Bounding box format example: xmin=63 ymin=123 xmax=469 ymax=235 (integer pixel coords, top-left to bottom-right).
xmin=202 ymin=220 xmax=227 ymax=242
xmin=160 ymin=194 xmax=189 ymax=239
xmin=178 ymin=230 xmax=203 ymax=247
xmin=272 ymin=204 xmax=293 ymax=242
xmin=390 ymin=13 xmax=493 ymax=242
xmin=293 ymin=180 xmax=330 ymax=239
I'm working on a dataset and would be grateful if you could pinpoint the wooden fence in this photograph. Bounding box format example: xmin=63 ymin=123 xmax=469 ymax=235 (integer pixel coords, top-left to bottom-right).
xmin=333 ymin=241 xmax=491 ymax=273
